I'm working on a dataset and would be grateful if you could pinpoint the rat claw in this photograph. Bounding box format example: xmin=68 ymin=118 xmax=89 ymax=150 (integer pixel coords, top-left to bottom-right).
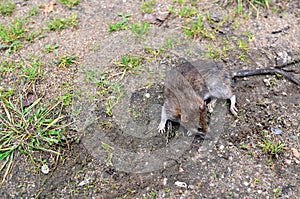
xmin=158 ymin=127 xmax=165 ymax=134
xmin=230 ymin=105 xmax=238 ymax=115
xmin=207 ymin=104 xmax=214 ymax=113
xmin=207 ymin=98 xmax=217 ymax=113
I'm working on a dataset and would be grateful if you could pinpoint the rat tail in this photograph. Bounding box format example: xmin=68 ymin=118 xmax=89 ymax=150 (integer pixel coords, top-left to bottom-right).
xmin=233 ymin=68 xmax=300 ymax=86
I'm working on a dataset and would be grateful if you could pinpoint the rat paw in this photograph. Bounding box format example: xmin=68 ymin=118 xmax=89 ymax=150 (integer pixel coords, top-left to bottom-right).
xmin=157 ymin=124 xmax=166 ymax=134
xmin=207 ymin=104 xmax=214 ymax=113
xmin=230 ymin=105 xmax=238 ymax=115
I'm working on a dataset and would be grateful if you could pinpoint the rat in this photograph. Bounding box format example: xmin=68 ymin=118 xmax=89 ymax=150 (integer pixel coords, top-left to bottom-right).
xmin=158 ymin=59 xmax=300 ymax=134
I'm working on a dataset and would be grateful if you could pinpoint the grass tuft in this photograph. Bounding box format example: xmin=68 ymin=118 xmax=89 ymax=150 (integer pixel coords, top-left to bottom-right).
xmin=109 ymin=13 xmax=130 ymax=33
xmin=0 ymin=94 xmax=67 ymax=185
xmin=47 ymin=15 xmax=78 ymax=31
xmin=57 ymin=0 xmax=80 ymax=8
xmin=0 ymin=2 xmax=16 ymax=16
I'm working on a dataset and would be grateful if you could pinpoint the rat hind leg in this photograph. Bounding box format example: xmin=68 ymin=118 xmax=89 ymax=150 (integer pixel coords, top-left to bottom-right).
xmin=158 ymin=106 xmax=168 ymax=133
xmin=229 ymin=95 xmax=238 ymax=115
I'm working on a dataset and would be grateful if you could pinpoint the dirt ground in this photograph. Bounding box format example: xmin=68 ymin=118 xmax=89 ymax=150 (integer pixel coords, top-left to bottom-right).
xmin=0 ymin=0 xmax=299 ymax=198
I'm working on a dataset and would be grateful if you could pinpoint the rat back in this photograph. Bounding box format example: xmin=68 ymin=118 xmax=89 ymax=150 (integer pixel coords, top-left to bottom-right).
xmin=163 ymin=61 xmax=208 ymax=133
xmin=187 ymin=59 xmax=233 ymax=100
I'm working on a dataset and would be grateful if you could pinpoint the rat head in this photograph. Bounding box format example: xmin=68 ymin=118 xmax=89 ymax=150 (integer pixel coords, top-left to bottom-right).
xmin=180 ymin=101 xmax=208 ymax=135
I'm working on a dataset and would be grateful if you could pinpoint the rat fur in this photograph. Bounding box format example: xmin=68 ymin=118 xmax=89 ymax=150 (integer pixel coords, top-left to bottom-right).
xmin=158 ymin=59 xmax=300 ymax=134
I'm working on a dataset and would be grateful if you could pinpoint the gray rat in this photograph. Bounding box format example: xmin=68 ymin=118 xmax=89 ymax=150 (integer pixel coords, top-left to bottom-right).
xmin=158 ymin=59 xmax=300 ymax=134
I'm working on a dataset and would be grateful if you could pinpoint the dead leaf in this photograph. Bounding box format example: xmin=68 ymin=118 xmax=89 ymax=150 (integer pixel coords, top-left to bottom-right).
xmin=43 ymin=2 xmax=57 ymax=14
xmin=291 ymin=148 xmax=300 ymax=158
xmin=22 ymin=92 xmax=37 ymax=108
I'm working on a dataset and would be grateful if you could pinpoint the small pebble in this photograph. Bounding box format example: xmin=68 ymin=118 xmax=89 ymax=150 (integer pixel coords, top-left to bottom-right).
xmin=145 ymin=93 xmax=150 ymax=98
xmin=271 ymin=127 xmax=282 ymax=135
xmin=285 ymin=159 xmax=292 ymax=164
xmin=219 ymin=145 xmax=225 ymax=150
xmin=41 ymin=164 xmax=49 ymax=174
xmin=291 ymin=135 xmax=298 ymax=140
xmin=188 ymin=184 xmax=195 ymax=189
xmin=243 ymin=181 xmax=249 ymax=186
xmin=258 ymin=190 xmax=262 ymax=194
xmin=175 ymin=181 xmax=187 ymax=188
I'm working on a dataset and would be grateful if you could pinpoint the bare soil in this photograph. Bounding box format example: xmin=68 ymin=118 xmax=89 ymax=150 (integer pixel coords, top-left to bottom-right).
xmin=0 ymin=0 xmax=299 ymax=198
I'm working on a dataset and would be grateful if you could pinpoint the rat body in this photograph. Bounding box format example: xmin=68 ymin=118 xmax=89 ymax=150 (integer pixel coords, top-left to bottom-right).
xmin=158 ymin=59 xmax=235 ymax=134
xmin=158 ymin=59 xmax=299 ymax=134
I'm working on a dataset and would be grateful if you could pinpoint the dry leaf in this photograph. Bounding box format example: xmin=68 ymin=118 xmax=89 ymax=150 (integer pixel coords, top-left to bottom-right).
xmin=291 ymin=148 xmax=300 ymax=158
xmin=43 ymin=2 xmax=57 ymax=14
xmin=22 ymin=92 xmax=37 ymax=108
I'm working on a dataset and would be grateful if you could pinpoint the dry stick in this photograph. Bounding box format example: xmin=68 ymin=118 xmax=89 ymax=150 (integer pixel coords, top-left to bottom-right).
xmin=233 ymin=67 xmax=300 ymax=86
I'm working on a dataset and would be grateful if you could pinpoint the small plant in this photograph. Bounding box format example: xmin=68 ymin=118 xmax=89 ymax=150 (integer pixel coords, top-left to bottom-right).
xmin=131 ymin=22 xmax=149 ymax=36
xmin=150 ymin=191 xmax=156 ymax=199
xmin=99 ymin=121 xmax=113 ymax=128
xmin=0 ymin=60 xmax=17 ymax=74
xmin=237 ymin=38 xmax=249 ymax=52
xmin=259 ymin=139 xmax=284 ymax=157
xmin=105 ymin=100 xmax=114 ymax=117
xmin=57 ymin=55 xmax=78 ymax=68
xmin=56 ymin=83 xmax=73 ymax=106
xmin=47 ymin=15 xmax=78 ymax=31
xmin=0 ymin=95 xmax=67 ymax=185
xmin=20 ymin=59 xmax=45 ymax=82
xmin=184 ymin=15 xmax=215 ymax=40
xmin=236 ymin=0 xmax=270 ymax=17
xmin=28 ymin=7 xmax=39 ymax=16
xmin=144 ymin=47 xmax=163 ymax=58
xmin=97 ymin=74 xmax=111 ymax=96
xmin=101 ymin=142 xmax=114 ymax=166
xmin=164 ymin=38 xmax=174 ymax=49
xmin=57 ymin=0 xmax=80 ymax=8
xmin=114 ymin=55 xmax=143 ymax=77
xmin=205 ymin=44 xmax=230 ymax=59
xmin=178 ymin=6 xmax=198 ymax=18
xmin=0 ymin=2 xmax=16 ymax=16
xmin=273 ymin=187 xmax=281 ymax=198
xmin=244 ymin=31 xmax=255 ymax=41
xmin=172 ymin=0 xmax=188 ymax=6
xmin=109 ymin=13 xmax=130 ymax=33
xmin=0 ymin=18 xmax=27 ymax=51
xmin=141 ymin=0 xmax=156 ymax=14
xmin=43 ymin=44 xmax=59 ymax=54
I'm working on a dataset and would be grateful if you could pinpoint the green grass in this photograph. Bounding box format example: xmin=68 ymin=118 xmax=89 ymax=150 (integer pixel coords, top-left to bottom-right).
xmin=259 ymin=139 xmax=284 ymax=157
xmin=114 ymin=55 xmax=144 ymax=77
xmin=47 ymin=15 xmax=78 ymax=31
xmin=43 ymin=44 xmax=59 ymax=54
xmin=97 ymin=73 xmax=111 ymax=96
xmin=57 ymin=83 xmax=73 ymax=106
xmin=0 ymin=2 xmax=16 ymax=16
xmin=131 ymin=22 xmax=149 ymax=36
xmin=20 ymin=59 xmax=45 ymax=83
xmin=28 ymin=7 xmax=39 ymax=16
xmin=57 ymin=0 xmax=80 ymax=8
xmin=0 ymin=94 xmax=67 ymax=185
xmin=183 ymin=15 xmax=215 ymax=40
xmin=172 ymin=0 xmax=189 ymax=6
xmin=109 ymin=13 xmax=130 ymax=33
xmin=141 ymin=0 xmax=156 ymax=14
xmin=236 ymin=0 xmax=270 ymax=16
xmin=178 ymin=6 xmax=198 ymax=18
xmin=0 ymin=18 xmax=27 ymax=52
xmin=57 ymin=55 xmax=78 ymax=68
xmin=0 ymin=60 xmax=17 ymax=74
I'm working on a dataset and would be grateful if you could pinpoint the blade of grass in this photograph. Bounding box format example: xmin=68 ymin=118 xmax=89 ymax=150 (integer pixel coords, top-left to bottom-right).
xmin=0 ymin=152 xmax=14 ymax=186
